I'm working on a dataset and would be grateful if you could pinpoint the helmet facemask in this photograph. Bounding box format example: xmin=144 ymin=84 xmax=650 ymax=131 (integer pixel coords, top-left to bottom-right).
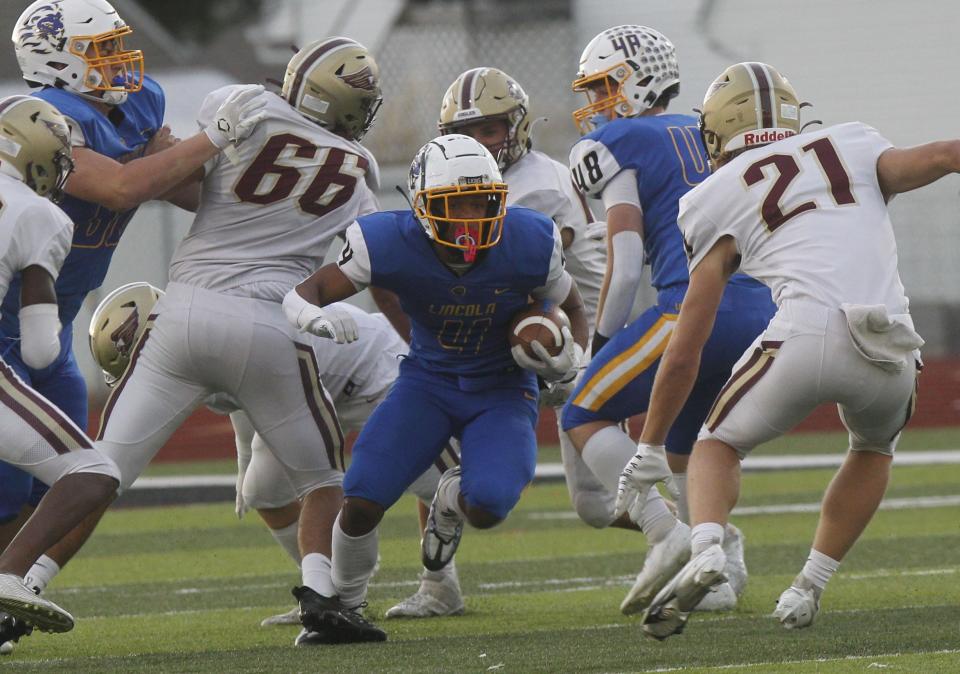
xmin=68 ymin=26 xmax=143 ymax=101
xmin=572 ymin=25 xmax=680 ymax=135
xmin=416 ymin=186 xmax=507 ymax=263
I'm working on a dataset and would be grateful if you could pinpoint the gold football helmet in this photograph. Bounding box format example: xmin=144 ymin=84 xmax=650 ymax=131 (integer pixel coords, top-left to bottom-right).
xmin=438 ymin=67 xmax=532 ymax=171
xmin=281 ymin=37 xmax=382 ymax=141
xmin=0 ymin=95 xmax=74 ymax=200
xmin=699 ymin=62 xmax=802 ymax=167
xmin=88 ymin=282 xmax=162 ymax=386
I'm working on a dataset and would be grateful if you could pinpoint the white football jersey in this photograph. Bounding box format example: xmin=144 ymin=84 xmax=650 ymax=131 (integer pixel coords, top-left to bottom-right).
xmin=168 ymin=87 xmax=381 ymax=302
xmin=679 ymin=122 xmax=909 ymax=313
xmin=0 ymin=174 xmax=72 ymax=306
xmin=310 ymin=303 xmax=407 ymax=402
xmin=506 ymin=150 xmax=604 ymax=329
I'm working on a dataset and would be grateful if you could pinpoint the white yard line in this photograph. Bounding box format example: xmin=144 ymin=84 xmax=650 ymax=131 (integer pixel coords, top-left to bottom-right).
xmin=637 ymin=648 xmax=960 ymax=673
xmin=528 ymin=494 xmax=960 ymax=520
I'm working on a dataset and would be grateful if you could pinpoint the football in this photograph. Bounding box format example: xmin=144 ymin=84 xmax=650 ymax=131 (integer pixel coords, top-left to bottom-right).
xmin=508 ymin=301 xmax=570 ymax=360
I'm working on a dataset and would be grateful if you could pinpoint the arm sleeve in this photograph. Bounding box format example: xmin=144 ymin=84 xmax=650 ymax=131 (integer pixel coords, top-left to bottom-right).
xmin=530 ymin=225 xmax=573 ymax=303
xmin=19 ymin=304 xmax=61 ymax=370
xmin=595 ymin=229 xmax=644 ymax=337
xmin=336 ymin=222 xmax=372 ymax=289
xmin=600 ymin=168 xmax=642 ymax=212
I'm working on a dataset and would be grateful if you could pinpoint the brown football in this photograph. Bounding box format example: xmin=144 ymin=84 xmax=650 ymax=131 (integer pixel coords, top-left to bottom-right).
xmin=508 ymin=302 xmax=571 ymax=359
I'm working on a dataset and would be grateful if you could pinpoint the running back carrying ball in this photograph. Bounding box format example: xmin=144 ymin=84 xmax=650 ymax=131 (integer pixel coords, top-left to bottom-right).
xmin=509 ymin=301 xmax=570 ymax=359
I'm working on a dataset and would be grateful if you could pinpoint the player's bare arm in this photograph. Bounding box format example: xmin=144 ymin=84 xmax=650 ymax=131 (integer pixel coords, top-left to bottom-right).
xmin=369 ymin=286 xmax=411 ymax=343
xmin=559 ymin=282 xmax=589 ymax=351
xmin=64 ymin=85 xmax=268 ymax=212
xmin=639 ymin=236 xmax=738 ymax=445
xmin=876 ymin=140 xmax=960 ymax=200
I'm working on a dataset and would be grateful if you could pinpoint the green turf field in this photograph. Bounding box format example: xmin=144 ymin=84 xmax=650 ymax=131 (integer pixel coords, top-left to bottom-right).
xmin=4 ymin=432 xmax=960 ymax=673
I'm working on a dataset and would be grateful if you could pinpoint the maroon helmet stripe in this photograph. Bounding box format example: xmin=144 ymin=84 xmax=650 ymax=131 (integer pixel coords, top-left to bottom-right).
xmin=0 ymin=95 xmax=32 ymax=116
xmin=98 ymin=314 xmax=156 ymax=440
xmin=287 ymin=37 xmax=355 ymax=106
xmin=747 ymin=62 xmax=773 ymax=129
xmin=459 ymin=68 xmax=481 ymax=110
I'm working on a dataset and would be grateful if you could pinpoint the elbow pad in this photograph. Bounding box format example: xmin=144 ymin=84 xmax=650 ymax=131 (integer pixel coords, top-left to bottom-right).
xmin=19 ymin=303 xmax=62 ymax=370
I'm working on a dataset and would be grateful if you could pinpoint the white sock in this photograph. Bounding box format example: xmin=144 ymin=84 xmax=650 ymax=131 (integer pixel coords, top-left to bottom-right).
xmin=301 ymin=553 xmax=334 ymax=597
xmin=24 ymin=555 xmax=60 ymax=594
xmin=580 ymin=426 xmax=638 ymax=493
xmin=801 ymin=549 xmax=840 ymax=591
xmin=269 ymin=520 xmax=301 ymax=568
xmin=434 ymin=471 xmax=467 ymax=519
xmin=331 ymin=513 xmax=379 ymax=608
xmin=639 ymin=488 xmax=677 ymax=544
xmin=422 ymin=557 xmax=457 ymax=584
xmin=671 ymin=473 xmax=689 ymax=524
xmin=690 ymin=522 xmax=725 ymax=556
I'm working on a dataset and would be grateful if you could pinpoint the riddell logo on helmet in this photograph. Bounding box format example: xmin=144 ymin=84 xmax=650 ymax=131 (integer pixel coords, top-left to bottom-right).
xmin=744 ymin=129 xmax=796 ymax=145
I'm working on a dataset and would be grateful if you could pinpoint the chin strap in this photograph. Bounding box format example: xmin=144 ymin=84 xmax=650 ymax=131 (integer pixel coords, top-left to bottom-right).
xmin=454 ymin=224 xmax=478 ymax=263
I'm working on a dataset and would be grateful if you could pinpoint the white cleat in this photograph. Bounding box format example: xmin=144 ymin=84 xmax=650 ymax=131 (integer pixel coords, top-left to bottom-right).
xmin=0 ymin=574 xmax=73 ymax=633
xmin=260 ymin=606 xmax=300 ymax=627
xmin=694 ymin=524 xmax=748 ymax=612
xmin=384 ymin=564 xmax=465 ymax=619
xmin=620 ymin=522 xmax=691 ymax=615
xmin=640 ymin=544 xmax=727 ymax=641
xmin=693 ymin=581 xmax=737 ymax=612
xmin=721 ymin=523 xmax=748 ymax=597
xmin=421 ymin=467 xmax=464 ymax=572
xmin=0 ymin=642 xmax=12 ymax=655
xmin=773 ymin=574 xmax=821 ymax=629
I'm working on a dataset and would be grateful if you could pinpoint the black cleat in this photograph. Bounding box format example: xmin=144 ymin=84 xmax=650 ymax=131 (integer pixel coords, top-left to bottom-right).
xmin=0 ymin=611 xmax=33 ymax=650
xmin=292 ymin=586 xmax=386 ymax=644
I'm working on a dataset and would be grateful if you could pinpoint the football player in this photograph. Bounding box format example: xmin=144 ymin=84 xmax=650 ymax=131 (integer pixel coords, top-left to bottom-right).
xmin=28 ymin=37 xmax=386 ymax=646
xmin=285 ymin=134 xmax=589 ymax=642
xmin=560 ymin=25 xmax=776 ymax=614
xmin=621 ymin=62 xmax=942 ymax=639
xmin=4 ymin=0 xmax=266 ymax=612
xmin=87 ymin=284 xmax=460 ymax=628
xmin=0 ymin=95 xmax=121 ymax=638
xmin=381 ymin=66 xmax=607 ymax=620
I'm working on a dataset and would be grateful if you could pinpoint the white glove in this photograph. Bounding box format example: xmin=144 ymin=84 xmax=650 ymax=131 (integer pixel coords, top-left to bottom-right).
xmin=511 ymin=326 xmax=583 ymax=382
xmin=282 ymin=288 xmax=359 ymax=343
xmin=205 ymin=84 xmax=269 ymax=149
xmin=613 ymin=443 xmax=672 ymax=524
xmin=538 ymin=368 xmax=581 ymax=408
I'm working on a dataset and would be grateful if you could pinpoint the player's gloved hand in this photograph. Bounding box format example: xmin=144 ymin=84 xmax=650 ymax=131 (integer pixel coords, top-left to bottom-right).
xmin=205 ymin=84 xmax=269 ymax=149
xmin=282 ymin=288 xmax=359 ymax=343
xmin=538 ymin=368 xmax=581 ymax=408
xmin=512 ymin=326 xmax=583 ymax=382
xmin=613 ymin=443 xmax=671 ymax=523
xmin=585 ymin=220 xmax=607 ymax=242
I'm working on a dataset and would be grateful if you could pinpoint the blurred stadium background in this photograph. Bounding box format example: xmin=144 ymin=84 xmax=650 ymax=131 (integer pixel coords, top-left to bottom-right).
xmin=0 ymin=0 xmax=957 ymax=462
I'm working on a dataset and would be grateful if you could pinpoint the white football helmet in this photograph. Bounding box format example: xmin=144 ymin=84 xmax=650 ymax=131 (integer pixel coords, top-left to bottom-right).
xmin=12 ymin=0 xmax=144 ymax=106
xmin=88 ymin=282 xmax=162 ymax=386
xmin=572 ymin=25 xmax=679 ymax=134
xmin=0 ymin=95 xmax=74 ymax=200
xmin=408 ymin=134 xmax=508 ymax=261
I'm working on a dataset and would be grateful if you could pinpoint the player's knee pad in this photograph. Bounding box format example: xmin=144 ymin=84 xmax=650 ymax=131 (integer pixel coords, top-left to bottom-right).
xmin=463 ymin=478 xmax=526 ymax=522
xmin=291 ymin=469 xmax=345 ymax=502
xmin=571 ymin=490 xmax=616 ymax=529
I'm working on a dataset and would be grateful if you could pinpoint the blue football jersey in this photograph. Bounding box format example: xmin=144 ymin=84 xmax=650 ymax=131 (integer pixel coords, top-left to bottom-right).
xmin=0 ymin=76 xmax=165 ymax=338
xmin=570 ymin=114 xmax=762 ymax=291
xmin=353 ymin=207 xmax=557 ymax=383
